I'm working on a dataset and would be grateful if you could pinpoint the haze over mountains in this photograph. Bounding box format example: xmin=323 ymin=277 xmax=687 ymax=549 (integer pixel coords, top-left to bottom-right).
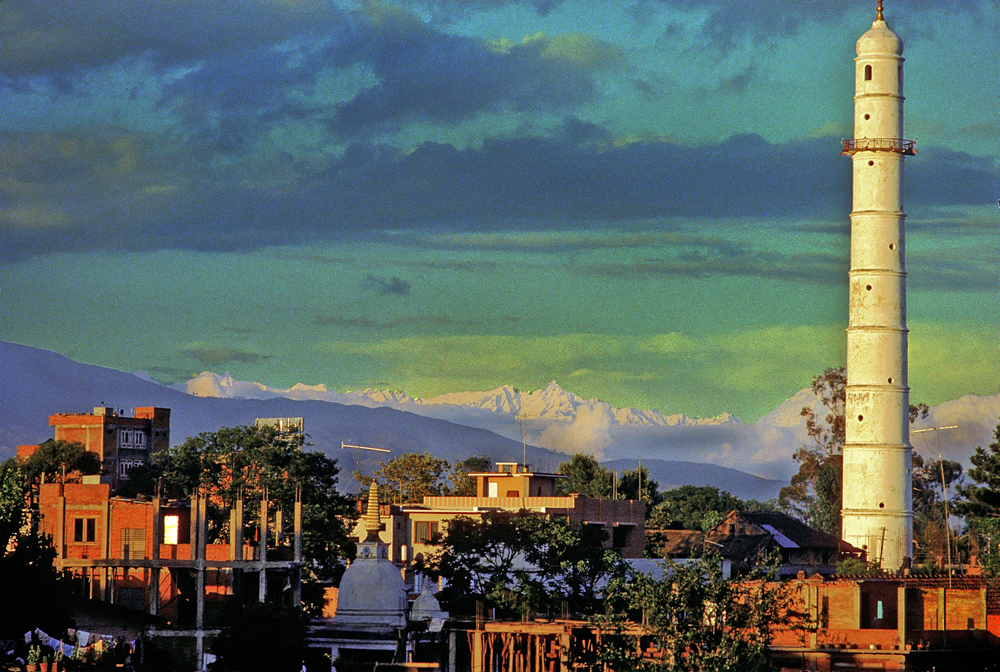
xmin=3 ymin=342 xmax=998 ymax=500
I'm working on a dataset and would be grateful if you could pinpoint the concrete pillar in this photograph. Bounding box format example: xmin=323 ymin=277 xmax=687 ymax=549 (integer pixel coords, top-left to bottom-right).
xmin=292 ymin=487 xmax=303 ymax=607
xmin=259 ymin=495 xmax=268 ymax=602
xmin=194 ymin=490 xmax=208 ymax=671
xmin=151 ymin=493 xmax=161 ymax=616
xmin=472 ymin=631 xmax=484 ymax=672
xmin=897 ymin=585 xmax=906 ymax=649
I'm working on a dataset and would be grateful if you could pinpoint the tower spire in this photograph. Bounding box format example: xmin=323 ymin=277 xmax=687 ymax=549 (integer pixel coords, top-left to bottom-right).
xmin=876 ymin=0 xmax=884 ymax=21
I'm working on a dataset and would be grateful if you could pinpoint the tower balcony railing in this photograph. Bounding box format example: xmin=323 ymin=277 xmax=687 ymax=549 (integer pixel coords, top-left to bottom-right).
xmin=841 ymin=137 xmax=917 ymax=155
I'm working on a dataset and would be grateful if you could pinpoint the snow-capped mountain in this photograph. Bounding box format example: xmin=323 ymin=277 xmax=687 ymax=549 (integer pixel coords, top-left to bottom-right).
xmin=5 ymin=341 xmax=998 ymax=491
xmin=175 ymin=373 xmax=739 ymax=428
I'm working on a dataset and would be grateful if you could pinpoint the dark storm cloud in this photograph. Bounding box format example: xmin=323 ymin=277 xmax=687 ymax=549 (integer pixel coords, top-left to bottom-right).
xmin=362 ymin=274 xmax=412 ymax=296
xmin=314 ymin=315 xmax=380 ymax=329
xmin=633 ymin=0 xmax=986 ymax=47
xmin=906 ymin=147 xmax=998 ymax=208
xmin=4 ymin=129 xmax=997 ymax=263
xmin=405 ymin=0 xmax=568 ymax=19
xmin=582 ymin=244 xmax=847 ymax=286
xmin=313 ymin=312 xmax=480 ymax=330
xmin=0 ymin=0 xmax=338 ymax=78
xmin=325 ymin=9 xmax=603 ymax=139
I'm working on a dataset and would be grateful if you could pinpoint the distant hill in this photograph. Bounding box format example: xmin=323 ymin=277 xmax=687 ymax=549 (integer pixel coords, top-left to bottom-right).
xmin=603 ymin=459 xmax=785 ymax=502
xmin=0 ymin=342 xmax=567 ymax=488
xmin=1 ymin=342 xmax=780 ymax=497
xmin=4 ymin=341 xmax=998 ymax=496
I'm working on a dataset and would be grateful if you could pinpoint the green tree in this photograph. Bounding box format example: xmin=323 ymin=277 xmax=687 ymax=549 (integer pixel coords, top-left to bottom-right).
xmin=134 ymin=425 xmax=356 ymax=605
xmin=780 ymin=367 xmax=845 ymax=535
xmin=0 ymin=459 xmax=70 ymax=637
xmin=617 ymin=464 xmax=661 ymax=505
xmin=449 ymin=456 xmax=491 ymax=496
xmin=21 ymin=439 xmax=102 ymax=484
xmin=0 ymin=458 xmax=29 ymax=552
xmin=957 ymin=421 xmax=1000 ymax=518
xmin=597 ymin=554 xmax=791 ymax=672
xmin=956 ymin=421 xmax=1000 ymax=575
xmin=524 ymin=517 xmax=627 ymax=617
xmin=648 ymin=485 xmax=743 ymax=531
xmin=911 ymin=453 xmax=964 ymax=568
xmin=358 ymin=452 xmax=450 ymax=503
xmin=556 ymin=454 xmax=614 ymax=498
xmin=420 ymin=509 xmax=545 ymax=618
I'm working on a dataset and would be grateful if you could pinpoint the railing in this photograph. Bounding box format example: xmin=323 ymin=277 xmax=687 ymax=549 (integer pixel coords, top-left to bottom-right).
xmin=842 ymin=138 xmax=917 ymax=155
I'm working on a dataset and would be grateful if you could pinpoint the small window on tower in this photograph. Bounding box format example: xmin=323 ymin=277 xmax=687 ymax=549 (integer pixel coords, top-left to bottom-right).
xmin=864 ymin=64 xmax=873 ymax=81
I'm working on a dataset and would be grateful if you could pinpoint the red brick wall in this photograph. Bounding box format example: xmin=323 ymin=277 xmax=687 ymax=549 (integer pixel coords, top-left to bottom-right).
xmin=39 ymin=482 xmax=110 ymax=559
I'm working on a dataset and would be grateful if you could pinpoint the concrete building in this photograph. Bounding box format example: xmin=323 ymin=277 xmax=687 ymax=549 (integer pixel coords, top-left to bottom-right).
xmin=19 ymin=407 xmax=171 ymax=492
xmin=840 ymin=0 xmax=917 ymax=571
xmin=354 ymin=462 xmax=646 ymax=568
xmin=35 ymin=479 xmax=303 ymax=670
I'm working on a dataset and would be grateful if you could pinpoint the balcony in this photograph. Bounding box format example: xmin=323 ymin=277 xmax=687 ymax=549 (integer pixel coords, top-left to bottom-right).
xmin=841 ymin=138 xmax=917 ymax=155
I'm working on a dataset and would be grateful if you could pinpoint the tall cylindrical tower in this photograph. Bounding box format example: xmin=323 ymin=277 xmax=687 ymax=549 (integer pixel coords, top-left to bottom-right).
xmin=840 ymin=0 xmax=916 ymax=572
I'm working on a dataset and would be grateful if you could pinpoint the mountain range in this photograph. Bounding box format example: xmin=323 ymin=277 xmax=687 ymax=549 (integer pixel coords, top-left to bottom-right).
xmin=3 ymin=341 xmax=998 ymax=500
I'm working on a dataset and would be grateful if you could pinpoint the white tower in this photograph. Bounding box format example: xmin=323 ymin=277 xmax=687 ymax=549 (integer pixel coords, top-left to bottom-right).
xmin=841 ymin=0 xmax=916 ymax=572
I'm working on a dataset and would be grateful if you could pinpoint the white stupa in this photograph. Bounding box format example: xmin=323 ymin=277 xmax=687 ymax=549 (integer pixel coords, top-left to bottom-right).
xmin=332 ymin=482 xmax=408 ymax=631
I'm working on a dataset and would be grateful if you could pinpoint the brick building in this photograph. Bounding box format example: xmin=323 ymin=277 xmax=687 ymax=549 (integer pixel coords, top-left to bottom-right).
xmin=36 ymin=479 xmax=303 ymax=668
xmin=768 ymin=574 xmax=1000 ymax=671
xmin=19 ymin=407 xmax=170 ymax=492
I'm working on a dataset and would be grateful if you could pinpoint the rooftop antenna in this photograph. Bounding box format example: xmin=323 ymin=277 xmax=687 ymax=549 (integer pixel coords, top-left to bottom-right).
xmin=913 ymin=425 xmax=958 ymax=585
xmin=341 ymin=442 xmax=391 ymax=484
xmin=515 ymin=412 xmax=536 ymax=472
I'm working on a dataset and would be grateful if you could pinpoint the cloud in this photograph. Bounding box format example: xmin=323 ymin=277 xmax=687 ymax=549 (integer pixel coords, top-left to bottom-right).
xmin=361 ymin=274 xmax=411 ymax=296
xmin=578 ymin=234 xmax=847 ymax=286
xmin=2 ymin=123 xmax=996 ymax=265
xmin=180 ymin=344 xmax=271 ymax=367
xmin=538 ymin=402 xmax=614 ymax=459
xmin=325 ymin=10 xmax=608 ymax=139
xmin=403 ymin=0 xmax=569 ymax=20
xmin=314 ymin=327 xmax=845 ymax=420
xmin=907 ymin=147 xmax=998 ymax=208
xmin=0 ymin=0 xmax=336 ymax=78
xmin=634 ymin=0 xmax=985 ymax=49
xmin=313 ymin=315 xmax=379 ymax=329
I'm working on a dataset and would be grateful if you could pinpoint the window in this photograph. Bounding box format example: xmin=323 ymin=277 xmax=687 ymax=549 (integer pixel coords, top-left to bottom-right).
xmin=414 ymin=521 xmax=438 ymax=544
xmin=612 ymin=525 xmax=631 ymax=548
xmin=864 ymin=64 xmax=872 ymax=80
xmin=164 ymin=514 xmax=180 ymax=545
xmin=74 ymin=517 xmax=97 ymax=543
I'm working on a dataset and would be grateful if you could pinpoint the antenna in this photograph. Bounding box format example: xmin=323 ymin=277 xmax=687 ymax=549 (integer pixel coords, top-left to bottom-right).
xmin=514 ymin=412 xmax=536 ymax=471
xmin=341 ymin=442 xmax=391 ymax=484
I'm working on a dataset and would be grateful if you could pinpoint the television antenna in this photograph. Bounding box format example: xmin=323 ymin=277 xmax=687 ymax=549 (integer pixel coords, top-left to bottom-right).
xmin=515 ymin=412 xmax=536 ymax=471
xmin=342 ymin=442 xmax=391 ymax=483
